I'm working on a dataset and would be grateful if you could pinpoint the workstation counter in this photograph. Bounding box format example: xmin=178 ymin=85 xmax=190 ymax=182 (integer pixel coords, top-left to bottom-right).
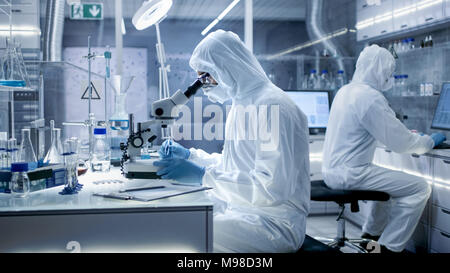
xmin=307 ymin=136 xmax=450 ymax=253
xmin=354 ymin=145 xmax=450 ymax=253
xmin=0 ymin=168 xmax=213 ymax=253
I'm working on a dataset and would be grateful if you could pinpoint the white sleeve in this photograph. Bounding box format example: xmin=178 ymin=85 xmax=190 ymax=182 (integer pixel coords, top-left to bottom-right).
xmin=361 ymin=99 xmax=434 ymax=155
xmin=189 ymin=148 xmax=222 ymax=168
xmin=201 ymin=110 xmax=305 ymax=208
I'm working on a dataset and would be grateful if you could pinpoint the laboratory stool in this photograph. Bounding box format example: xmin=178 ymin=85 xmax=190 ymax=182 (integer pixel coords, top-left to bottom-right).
xmin=310 ymin=180 xmax=390 ymax=253
xmin=297 ymin=235 xmax=341 ymax=253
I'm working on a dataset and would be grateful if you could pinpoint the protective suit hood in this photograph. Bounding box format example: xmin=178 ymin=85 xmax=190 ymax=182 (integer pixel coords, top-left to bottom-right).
xmin=352 ymin=45 xmax=396 ymax=91
xmin=189 ymin=30 xmax=270 ymax=101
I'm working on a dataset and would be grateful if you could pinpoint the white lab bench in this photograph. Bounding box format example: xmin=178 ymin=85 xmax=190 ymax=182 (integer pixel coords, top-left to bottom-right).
xmin=308 ymin=136 xmax=450 ymax=253
xmin=0 ymin=169 xmax=213 ymax=253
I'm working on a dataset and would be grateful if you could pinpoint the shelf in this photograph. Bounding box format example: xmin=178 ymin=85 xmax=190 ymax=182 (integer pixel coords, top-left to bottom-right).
xmin=0 ymin=85 xmax=35 ymax=92
xmin=395 ymin=41 xmax=450 ymax=56
xmin=359 ymin=17 xmax=450 ymax=44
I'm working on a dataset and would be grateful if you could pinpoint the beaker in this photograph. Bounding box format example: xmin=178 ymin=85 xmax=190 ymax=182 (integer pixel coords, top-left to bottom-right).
xmin=109 ymin=75 xmax=135 ymax=131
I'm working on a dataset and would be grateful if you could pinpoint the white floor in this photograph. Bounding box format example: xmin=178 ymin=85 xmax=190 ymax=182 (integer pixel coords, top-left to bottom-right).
xmin=306 ymin=215 xmax=364 ymax=253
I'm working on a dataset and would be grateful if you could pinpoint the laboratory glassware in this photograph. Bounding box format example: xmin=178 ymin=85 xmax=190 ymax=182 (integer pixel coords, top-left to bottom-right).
xmin=63 ymin=139 xmax=78 ymax=190
xmin=307 ymin=70 xmax=319 ymax=89
xmin=111 ymin=136 xmax=127 ymax=161
xmin=109 ymin=75 xmax=135 ymax=131
xmin=91 ymin=128 xmax=111 ymax=172
xmin=10 ymin=162 xmax=30 ymax=198
xmin=401 ymin=75 xmax=408 ymax=96
xmin=0 ymin=38 xmax=30 ymax=87
xmin=18 ymin=129 xmax=37 ymax=170
xmin=0 ymin=132 xmax=6 ymax=169
xmin=320 ymin=70 xmax=331 ymax=89
xmin=6 ymin=138 xmax=17 ymax=169
xmin=335 ymin=70 xmax=346 ymax=90
xmin=44 ymin=128 xmax=64 ymax=165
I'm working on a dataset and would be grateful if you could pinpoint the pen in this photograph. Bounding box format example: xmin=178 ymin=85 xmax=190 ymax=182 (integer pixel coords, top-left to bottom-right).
xmin=119 ymin=186 xmax=166 ymax=193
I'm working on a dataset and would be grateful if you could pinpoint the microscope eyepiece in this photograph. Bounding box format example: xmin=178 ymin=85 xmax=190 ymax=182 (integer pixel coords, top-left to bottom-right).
xmin=184 ymin=78 xmax=204 ymax=98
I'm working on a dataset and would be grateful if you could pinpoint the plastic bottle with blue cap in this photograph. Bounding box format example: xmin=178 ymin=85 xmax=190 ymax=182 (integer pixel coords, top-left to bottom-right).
xmin=10 ymin=162 xmax=30 ymax=198
xmin=307 ymin=69 xmax=319 ymax=89
xmin=335 ymin=70 xmax=346 ymax=90
xmin=320 ymin=69 xmax=331 ymax=89
xmin=91 ymin=128 xmax=111 ymax=172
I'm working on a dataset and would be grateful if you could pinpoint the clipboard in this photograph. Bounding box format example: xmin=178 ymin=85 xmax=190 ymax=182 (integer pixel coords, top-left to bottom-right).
xmin=93 ymin=186 xmax=212 ymax=202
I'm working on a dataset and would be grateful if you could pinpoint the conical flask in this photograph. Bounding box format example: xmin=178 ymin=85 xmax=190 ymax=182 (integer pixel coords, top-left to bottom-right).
xmin=0 ymin=38 xmax=30 ymax=87
xmin=18 ymin=128 xmax=37 ymax=169
xmin=44 ymin=128 xmax=63 ymax=164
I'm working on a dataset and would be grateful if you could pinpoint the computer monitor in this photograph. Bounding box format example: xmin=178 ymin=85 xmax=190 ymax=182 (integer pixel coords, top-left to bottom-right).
xmin=285 ymin=90 xmax=331 ymax=132
xmin=431 ymin=83 xmax=450 ymax=131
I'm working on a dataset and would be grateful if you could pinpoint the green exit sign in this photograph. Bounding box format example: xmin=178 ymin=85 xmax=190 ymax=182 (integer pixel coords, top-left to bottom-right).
xmin=70 ymin=3 xmax=103 ymax=20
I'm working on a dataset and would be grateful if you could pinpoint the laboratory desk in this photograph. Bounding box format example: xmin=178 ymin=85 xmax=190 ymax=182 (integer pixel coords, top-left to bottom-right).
xmin=0 ymin=168 xmax=213 ymax=253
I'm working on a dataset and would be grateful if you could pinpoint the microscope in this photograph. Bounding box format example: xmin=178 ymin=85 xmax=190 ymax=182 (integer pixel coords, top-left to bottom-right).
xmin=120 ymin=74 xmax=206 ymax=179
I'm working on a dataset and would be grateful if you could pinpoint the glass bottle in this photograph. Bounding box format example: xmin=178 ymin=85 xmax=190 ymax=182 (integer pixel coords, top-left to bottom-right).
xmin=18 ymin=129 xmax=37 ymax=170
xmin=320 ymin=70 xmax=331 ymax=89
xmin=91 ymin=128 xmax=111 ymax=172
xmin=335 ymin=70 xmax=346 ymax=90
xmin=10 ymin=162 xmax=30 ymax=198
xmin=307 ymin=70 xmax=319 ymax=89
xmin=44 ymin=128 xmax=63 ymax=165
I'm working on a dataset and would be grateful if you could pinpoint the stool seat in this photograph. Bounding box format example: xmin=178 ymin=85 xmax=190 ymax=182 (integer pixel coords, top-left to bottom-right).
xmin=311 ymin=180 xmax=390 ymax=204
xmin=311 ymin=180 xmax=390 ymax=213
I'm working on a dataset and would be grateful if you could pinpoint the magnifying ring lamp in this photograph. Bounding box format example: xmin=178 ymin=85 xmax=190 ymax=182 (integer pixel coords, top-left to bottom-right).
xmin=132 ymin=0 xmax=173 ymax=30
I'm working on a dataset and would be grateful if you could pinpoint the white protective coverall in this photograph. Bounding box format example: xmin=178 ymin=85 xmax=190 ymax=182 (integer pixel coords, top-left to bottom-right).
xmin=322 ymin=45 xmax=433 ymax=252
xmin=188 ymin=30 xmax=311 ymax=253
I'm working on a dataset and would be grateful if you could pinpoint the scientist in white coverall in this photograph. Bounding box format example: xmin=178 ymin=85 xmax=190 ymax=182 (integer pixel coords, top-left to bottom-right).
xmin=322 ymin=44 xmax=447 ymax=253
xmin=153 ymin=30 xmax=311 ymax=253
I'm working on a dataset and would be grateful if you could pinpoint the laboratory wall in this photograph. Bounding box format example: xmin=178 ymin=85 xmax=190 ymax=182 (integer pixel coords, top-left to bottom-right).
xmin=366 ymin=24 xmax=450 ymax=138
xmin=61 ymin=18 xmax=309 ymax=153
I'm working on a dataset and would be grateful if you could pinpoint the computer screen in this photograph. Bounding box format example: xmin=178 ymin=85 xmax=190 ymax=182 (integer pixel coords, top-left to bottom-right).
xmin=431 ymin=83 xmax=450 ymax=131
xmin=285 ymin=90 xmax=331 ymax=129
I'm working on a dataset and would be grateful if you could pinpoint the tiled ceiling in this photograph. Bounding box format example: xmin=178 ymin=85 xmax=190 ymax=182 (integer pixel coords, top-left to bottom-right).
xmin=41 ymin=0 xmax=306 ymax=21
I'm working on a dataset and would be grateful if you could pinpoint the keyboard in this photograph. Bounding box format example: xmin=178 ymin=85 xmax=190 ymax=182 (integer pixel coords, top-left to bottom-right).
xmin=434 ymin=142 xmax=450 ymax=150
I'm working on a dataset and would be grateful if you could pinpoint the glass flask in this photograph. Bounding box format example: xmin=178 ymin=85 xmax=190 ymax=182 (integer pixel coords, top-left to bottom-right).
xmin=18 ymin=129 xmax=37 ymax=170
xmin=109 ymin=75 xmax=135 ymax=131
xmin=44 ymin=128 xmax=63 ymax=164
xmin=0 ymin=38 xmax=30 ymax=87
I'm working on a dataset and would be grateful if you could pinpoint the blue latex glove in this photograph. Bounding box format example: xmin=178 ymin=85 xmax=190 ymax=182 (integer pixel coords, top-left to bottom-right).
xmin=431 ymin=133 xmax=447 ymax=147
xmin=158 ymin=139 xmax=190 ymax=159
xmin=153 ymin=158 xmax=205 ymax=184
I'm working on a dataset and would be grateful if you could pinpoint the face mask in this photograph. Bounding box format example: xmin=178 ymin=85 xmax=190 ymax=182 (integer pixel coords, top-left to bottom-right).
xmin=381 ymin=76 xmax=394 ymax=92
xmin=202 ymin=83 xmax=218 ymax=93
xmin=204 ymin=85 xmax=230 ymax=104
xmin=199 ymin=72 xmax=230 ymax=104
